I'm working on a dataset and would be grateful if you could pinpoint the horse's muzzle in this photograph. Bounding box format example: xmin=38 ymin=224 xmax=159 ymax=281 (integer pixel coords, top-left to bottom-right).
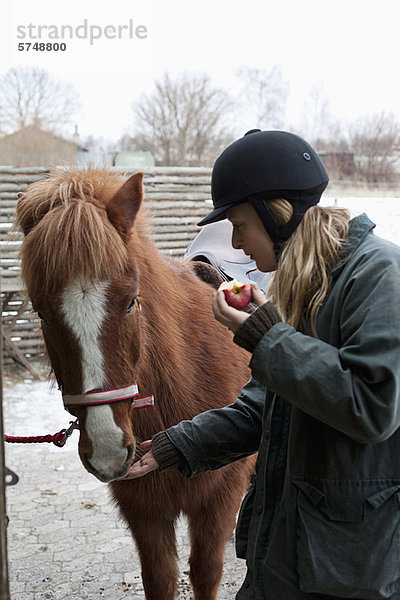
xmin=81 ymin=443 xmax=135 ymax=483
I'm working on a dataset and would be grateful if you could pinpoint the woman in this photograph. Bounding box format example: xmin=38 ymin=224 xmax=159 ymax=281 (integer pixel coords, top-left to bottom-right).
xmin=124 ymin=130 xmax=400 ymax=599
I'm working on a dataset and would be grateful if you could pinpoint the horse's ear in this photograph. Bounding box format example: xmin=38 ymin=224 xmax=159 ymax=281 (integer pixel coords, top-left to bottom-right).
xmin=16 ymin=192 xmax=36 ymax=236
xmin=106 ymin=172 xmax=143 ymax=243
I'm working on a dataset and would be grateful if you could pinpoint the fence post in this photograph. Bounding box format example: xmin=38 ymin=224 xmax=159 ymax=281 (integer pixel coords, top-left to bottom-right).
xmin=0 ymin=316 xmax=10 ymax=600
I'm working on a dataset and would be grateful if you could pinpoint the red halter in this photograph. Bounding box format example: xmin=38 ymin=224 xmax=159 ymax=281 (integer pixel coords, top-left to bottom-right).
xmin=62 ymin=383 xmax=154 ymax=412
xmin=4 ymin=385 xmax=154 ymax=449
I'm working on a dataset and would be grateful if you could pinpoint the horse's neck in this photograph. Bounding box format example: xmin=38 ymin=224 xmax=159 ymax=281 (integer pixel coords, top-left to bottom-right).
xmin=134 ymin=236 xmax=193 ymax=394
xmin=135 ymin=235 xmax=181 ymax=302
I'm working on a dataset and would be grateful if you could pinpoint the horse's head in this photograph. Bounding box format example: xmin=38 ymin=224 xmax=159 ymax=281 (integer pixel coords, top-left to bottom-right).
xmin=16 ymin=169 xmax=148 ymax=482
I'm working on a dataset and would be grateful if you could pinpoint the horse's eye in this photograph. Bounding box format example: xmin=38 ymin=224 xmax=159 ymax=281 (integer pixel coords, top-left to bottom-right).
xmin=126 ymin=299 xmax=136 ymax=314
xmin=38 ymin=312 xmax=50 ymax=326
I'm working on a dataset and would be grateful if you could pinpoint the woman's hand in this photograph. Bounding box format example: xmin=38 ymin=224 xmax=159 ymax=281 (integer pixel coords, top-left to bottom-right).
xmin=121 ymin=441 xmax=159 ymax=479
xmin=212 ymin=284 xmax=267 ymax=333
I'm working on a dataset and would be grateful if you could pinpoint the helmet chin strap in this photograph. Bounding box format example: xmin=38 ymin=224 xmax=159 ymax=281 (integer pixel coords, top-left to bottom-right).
xmin=250 ymin=195 xmax=320 ymax=260
xmin=250 ymin=198 xmax=289 ymax=260
xmin=250 ymin=198 xmax=281 ymax=245
xmin=249 ymin=199 xmax=283 ymax=260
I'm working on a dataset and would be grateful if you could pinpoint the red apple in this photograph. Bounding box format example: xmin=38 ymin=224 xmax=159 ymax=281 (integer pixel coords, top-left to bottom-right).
xmin=219 ymin=279 xmax=252 ymax=310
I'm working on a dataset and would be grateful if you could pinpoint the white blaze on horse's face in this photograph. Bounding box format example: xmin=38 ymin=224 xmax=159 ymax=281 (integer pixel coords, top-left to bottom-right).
xmin=61 ymin=279 xmax=108 ymax=390
xmin=61 ymin=279 xmax=130 ymax=481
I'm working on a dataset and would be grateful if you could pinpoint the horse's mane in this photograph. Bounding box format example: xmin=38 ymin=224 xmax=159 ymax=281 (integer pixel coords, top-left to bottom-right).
xmin=16 ymin=168 xmax=144 ymax=297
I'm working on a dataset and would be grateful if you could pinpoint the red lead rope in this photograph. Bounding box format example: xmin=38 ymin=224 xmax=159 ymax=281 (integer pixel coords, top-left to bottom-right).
xmin=4 ymin=421 xmax=79 ymax=448
xmin=5 ymin=431 xmax=67 ymax=447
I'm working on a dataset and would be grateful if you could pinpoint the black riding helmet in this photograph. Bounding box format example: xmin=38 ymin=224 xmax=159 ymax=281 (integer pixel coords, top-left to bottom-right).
xmin=198 ymin=129 xmax=329 ymax=253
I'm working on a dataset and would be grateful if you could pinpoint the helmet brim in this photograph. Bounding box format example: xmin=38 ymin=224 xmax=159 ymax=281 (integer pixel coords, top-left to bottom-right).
xmin=197 ymin=201 xmax=243 ymax=226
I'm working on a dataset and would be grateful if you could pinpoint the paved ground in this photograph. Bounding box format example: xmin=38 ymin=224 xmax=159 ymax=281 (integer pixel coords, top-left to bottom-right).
xmin=2 ymin=370 xmax=247 ymax=599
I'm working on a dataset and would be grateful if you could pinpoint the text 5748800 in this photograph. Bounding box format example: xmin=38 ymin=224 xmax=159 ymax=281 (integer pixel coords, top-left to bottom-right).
xmin=18 ymin=42 xmax=66 ymax=51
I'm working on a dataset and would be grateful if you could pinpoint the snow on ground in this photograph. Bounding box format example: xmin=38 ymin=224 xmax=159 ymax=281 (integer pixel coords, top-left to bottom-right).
xmin=322 ymin=196 xmax=400 ymax=246
xmin=3 ymin=379 xmax=71 ymax=443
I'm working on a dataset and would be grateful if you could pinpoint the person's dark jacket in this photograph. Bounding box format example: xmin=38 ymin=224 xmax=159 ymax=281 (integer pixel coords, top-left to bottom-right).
xmin=153 ymin=214 xmax=400 ymax=599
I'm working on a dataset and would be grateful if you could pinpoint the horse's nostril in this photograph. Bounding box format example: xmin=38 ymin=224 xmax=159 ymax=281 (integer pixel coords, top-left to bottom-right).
xmin=126 ymin=444 xmax=134 ymax=463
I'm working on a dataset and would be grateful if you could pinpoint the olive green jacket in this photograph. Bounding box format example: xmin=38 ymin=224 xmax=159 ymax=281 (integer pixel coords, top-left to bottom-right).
xmin=159 ymin=214 xmax=400 ymax=599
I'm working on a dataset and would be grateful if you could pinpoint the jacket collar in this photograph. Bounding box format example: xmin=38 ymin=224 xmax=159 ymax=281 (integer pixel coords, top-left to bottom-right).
xmin=331 ymin=213 xmax=376 ymax=280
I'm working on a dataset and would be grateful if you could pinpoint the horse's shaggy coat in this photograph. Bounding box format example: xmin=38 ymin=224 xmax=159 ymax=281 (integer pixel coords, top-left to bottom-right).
xmin=16 ymin=168 xmax=255 ymax=600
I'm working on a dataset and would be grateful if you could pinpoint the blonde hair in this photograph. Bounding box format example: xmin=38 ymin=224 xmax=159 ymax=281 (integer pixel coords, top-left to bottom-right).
xmin=267 ymin=199 xmax=351 ymax=335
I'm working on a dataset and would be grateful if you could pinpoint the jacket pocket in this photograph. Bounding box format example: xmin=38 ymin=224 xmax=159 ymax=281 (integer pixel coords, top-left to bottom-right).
xmin=294 ymin=480 xmax=400 ymax=599
xmin=236 ymin=473 xmax=256 ymax=559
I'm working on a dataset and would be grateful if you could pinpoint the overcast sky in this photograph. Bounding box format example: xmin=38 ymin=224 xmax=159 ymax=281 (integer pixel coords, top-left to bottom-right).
xmin=2 ymin=0 xmax=400 ymax=143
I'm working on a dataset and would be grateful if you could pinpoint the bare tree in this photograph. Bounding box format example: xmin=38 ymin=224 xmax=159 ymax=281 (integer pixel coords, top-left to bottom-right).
xmin=236 ymin=66 xmax=289 ymax=130
xmin=299 ymin=81 xmax=333 ymax=144
xmin=0 ymin=67 xmax=81 ymax=134
xmin=128 ymin=72 xmax=234 ymax=166
xmin=314 ymin=112 xmax=400 ymax=183
xmin=80 ymin=135 xmax=119 ymax=167
xmin=346 ymin=111 xmax=400 ymax=182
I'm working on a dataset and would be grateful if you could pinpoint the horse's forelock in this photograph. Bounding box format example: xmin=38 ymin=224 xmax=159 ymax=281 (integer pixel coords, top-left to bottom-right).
xmin=19 ymin=170 xmax=132 ymax=298
xmin=57 ymin=177 xmax=96 ymax=204
xmin=16 ymin=169 xmax=116 ymax=235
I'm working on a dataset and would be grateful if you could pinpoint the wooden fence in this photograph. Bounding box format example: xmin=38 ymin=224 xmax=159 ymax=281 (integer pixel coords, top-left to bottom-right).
xmin=1 ymin=166 xmax=212 ymax=372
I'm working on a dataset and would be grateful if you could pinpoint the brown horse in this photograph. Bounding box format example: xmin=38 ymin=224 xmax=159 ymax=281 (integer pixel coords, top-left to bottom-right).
xmin=16 ymin=168 xmax=255 ymax=600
